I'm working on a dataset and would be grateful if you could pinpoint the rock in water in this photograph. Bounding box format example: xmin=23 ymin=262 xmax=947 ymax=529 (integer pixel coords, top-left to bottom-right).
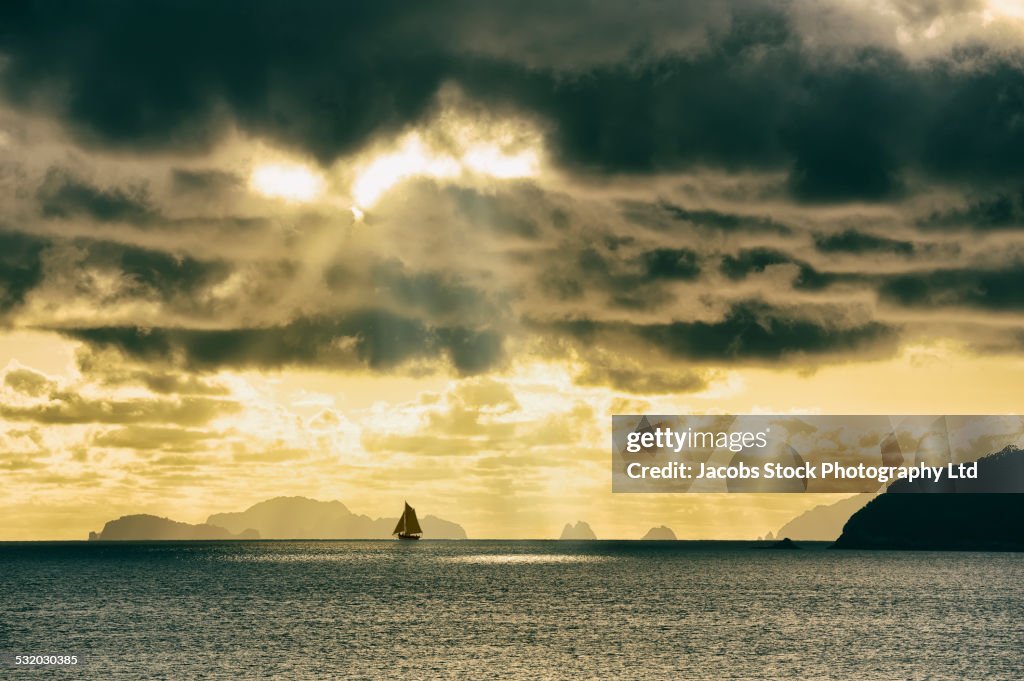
xmin=764 ymin=537 xmax=801 ymax=550
xmin=641 ymin=525 xmax=677 ymax=540
xmin=559 ymin=521 xmax=597 ymax=540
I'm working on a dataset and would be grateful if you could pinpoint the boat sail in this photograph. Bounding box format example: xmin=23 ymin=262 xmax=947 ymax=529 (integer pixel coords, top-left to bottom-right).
xmin=393 ymin=502 xmax=423 ymax=540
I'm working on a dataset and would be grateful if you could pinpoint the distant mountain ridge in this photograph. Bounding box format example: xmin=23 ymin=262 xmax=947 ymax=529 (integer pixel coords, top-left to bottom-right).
xmin=90 ymin=514 xmax=259 ymax=541
xmin=207 ymin=497 xmax=467 ymax=539
xmin=770 ymin=493 xmax=875 ymax=541
xmin=89 ymin=497 xmax=467 ymax=540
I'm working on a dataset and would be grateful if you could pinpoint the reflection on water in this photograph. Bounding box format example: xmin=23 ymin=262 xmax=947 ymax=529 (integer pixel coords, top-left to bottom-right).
xmin=446 ymin=553 xmax=611 ymax=564
xmin=1 ymin=541 xmax=1021 ymax=680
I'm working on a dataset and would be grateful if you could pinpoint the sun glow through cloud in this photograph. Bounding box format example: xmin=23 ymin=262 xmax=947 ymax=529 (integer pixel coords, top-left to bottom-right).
xmin=984 ymin=0 xmax=1024 ymax=21
xmin=349 ymin=115 xmax=543 ymax=211
xmin=249 ymin=163 xmax=325 ymax=202
xmin=351 ymin=134 xmax=462 ymax=208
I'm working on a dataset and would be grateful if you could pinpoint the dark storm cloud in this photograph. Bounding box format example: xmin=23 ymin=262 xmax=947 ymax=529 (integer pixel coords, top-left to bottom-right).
xmin=538 ymin=270 xmax=584 ymax=302
xmin=0 ymin=225 xmax=231 ymax=312
xmin=918 ymin=190 xmax=1024 ymax=231
xmin=634 ymin=304 xmax=895 ymax=360
xmin=324 ymin=258 xmax=506 ymax=330
xmin=0 ymin=229 xmax=46 ymax=313
xmin=170 ymin=168 xmax=242 ymax=196
xmin=543 ymin=244 xmax=703 ymax=308
xmin=51 ymin=235 xmax=233 ymax=306
xmin=102 ymin=242 xmax=229 ymax=299
xmin=436 ymin=326 xmax=504 ymax=375
xmin=619 ymin=201 xmax=793 ymax=240
xmin=447 ymin=188 xmax=542 ymax=239
xmin=368 ymin=259 xmax=498 ymax=323
xmin=715 ymin=246 xmax=1024 ymax=314
xmin=35 ymin=168 xmax=274 ymax=235
xmin=720 ymin=248 xmax=839 ymax=290
xmin=650 ymin=203 xmax=792 ymax=235
xmin=0 ymin=1 xmax=447 ymax=161
xmin=640 ymin=248 xmax=701 ymax=281
xmin=813 ymin=230 xmax=915 ymax=255
xmin=603 ymin=235 xmax=636 ymax=251
xmin=37 ymin=168 xmax=158 ymax=225
xmin=777 ymin=49 xmax=911 ymax=201
xmin=3 ymin=2 xmax=1024 ymax=201
xmin=497 ymin=39 xmax=1024 ymax=200
xmin=545 ymin=300 xmax=897 ymax=362
xmin=877 ymin=265 xmax=1024 ymax=310
xmin=917 ymin=55 xmax=1024 ymax=183
xmin=61 ymin=309 xmax=504 ymax=374
xmin=97 ymin=242 xmax=230 ymax=299
xmin=4 ymin=0 xmax=1024 ymax=387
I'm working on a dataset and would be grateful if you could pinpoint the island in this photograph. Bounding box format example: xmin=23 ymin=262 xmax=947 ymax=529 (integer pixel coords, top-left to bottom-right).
xmin=90 ymin=515 xmax=259 ymax=540
xmin=207 ymin=497 xmax=467 ymax=539
xmin=641 ymin=525 xmax=677 ymax=540
xmin=559 ymin=521 xmax=597 ymax=540
xmin=763 ymin=537 xmax=801 ymax=550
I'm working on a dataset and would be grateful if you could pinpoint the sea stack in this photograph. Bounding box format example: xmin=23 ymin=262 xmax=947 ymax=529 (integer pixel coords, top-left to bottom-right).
xmin=641 ymin=526 xmax=677 ymax=540
xmin=559 ymin=521 xmax=597 ymax=540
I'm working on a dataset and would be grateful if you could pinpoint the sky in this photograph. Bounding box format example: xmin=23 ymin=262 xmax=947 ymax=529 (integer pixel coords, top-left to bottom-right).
xmin=2 ymin=0 xmax=1024 ymax=539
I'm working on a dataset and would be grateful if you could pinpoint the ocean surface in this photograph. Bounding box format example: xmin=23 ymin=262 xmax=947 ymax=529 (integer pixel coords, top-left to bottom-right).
xmin=0 ymin=541 xmax=1021 ymax=679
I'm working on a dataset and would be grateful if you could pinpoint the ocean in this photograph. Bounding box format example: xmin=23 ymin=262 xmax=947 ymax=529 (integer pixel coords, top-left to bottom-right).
xmin=1 ymin=541 xmax=1021 ymax=679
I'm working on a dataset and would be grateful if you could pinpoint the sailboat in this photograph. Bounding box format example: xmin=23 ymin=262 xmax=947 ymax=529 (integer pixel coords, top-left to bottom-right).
xmin=393 ymin=501 xmax=423 ymax=540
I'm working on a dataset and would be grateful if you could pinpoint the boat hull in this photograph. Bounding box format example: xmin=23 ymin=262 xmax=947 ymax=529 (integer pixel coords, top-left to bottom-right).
xmin=396 ymin=533 xmax=420 ymax=540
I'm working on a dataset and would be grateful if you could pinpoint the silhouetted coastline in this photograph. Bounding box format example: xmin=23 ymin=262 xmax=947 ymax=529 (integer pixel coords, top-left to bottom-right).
xmin=88 ymin=497 xmax=467 ymax=540
xmin=833 ymin=448 xmax=1024 ymax=551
